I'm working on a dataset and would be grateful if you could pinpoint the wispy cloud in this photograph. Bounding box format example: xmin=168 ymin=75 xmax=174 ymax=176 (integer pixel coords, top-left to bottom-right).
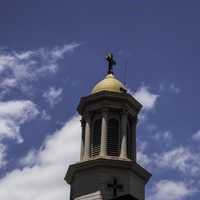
xmin=129 ymin=85 xmax=159 ymax=123
xmin=192 ymin=130 xmax=200 ymax=141
xmin=137 ymin=140 xmax=151 ymax=168
xmin=137 ymin=139 xmax=200 ymax=179
xmin=153 ymin=130 xmax=173 ymax=146
xmin=41 ymin=110 xmax=51 ymax=121
xmin=0 ymin=42 xmax=81 ymax=94
xmin=0 ymin=144 xmax=7 ymax=168
xmin=133 ymin=86 xmax=159 ymax=111
xmin=43 ymin=87 xmax=63 ymax=108
xmin=148 ymin=180 xmax=195 ymax=200
xmin=169 ymin=83 xmax=181 ymax=94
xmin=159 ymin=82 xmax=181 ymax=94
xmin=153 ymin=146 xmax=200 ymax=176
xmin=0 ymin=100 xmax=39 ymax=143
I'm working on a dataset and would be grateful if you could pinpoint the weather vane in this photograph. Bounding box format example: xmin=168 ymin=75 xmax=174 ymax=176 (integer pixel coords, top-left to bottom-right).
xmin=106 ymin=53 xmax=116 ymax=74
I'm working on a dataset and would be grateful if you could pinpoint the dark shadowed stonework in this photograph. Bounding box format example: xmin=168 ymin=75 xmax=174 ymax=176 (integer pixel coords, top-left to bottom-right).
xmin=109 ymin=194 xmax=138 ymax=200
xmin=65 ymin=59 xmax=151 ymax=200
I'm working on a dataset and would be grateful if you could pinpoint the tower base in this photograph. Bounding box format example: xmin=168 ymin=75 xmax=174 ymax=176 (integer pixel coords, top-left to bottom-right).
xmin=65 ymin=158 xmax=151 ymax=200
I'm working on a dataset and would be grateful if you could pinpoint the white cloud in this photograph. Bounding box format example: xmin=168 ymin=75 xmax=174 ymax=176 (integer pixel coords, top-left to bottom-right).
xmin=41 ymin=110 xmax=51 ymax=121
xmin=51 ymin=43 xmax=80 ymax=59
xmin=148 ymin=180 xmax=195 ymax=200
xmin=137 ymin=141 xmax=151 ymax=168
xmin=192 ymin=130 xmax=200 ymax=141
xmin=153 ymin=130 xmax=173 ymax=145
xmin=43 ymin=87 xmax=63 ymax=107
xmin=137 ymin=149 xmax=151 ymax=168
xmin=0 ymin=100 xmax=39 ymax=143
xmin=19 ymin=149 xmax=37 ymax=167
xmin=162 ymin=131 xmax=172 ymax=140
xmin=0 ymin=115 xmax=81 ymax=200
xmin=0 ymin=144 xmax=7 ymax=168
xmin=0 ymin=42 xmax=81 ymax=91
xmin=133 ymin=86 xmax=159 ymax=110
xmin=137 ymin=142 xmax=200 ymax=177
xmin=0 ymin=78 xmax=17 ymax=88
xmin=129 ymin=86 xmax=159 ymax=123
xmin=153 ymin=146 xmax=200 ymax=176
xmin=15 ymin=51 xmax=34 ymax=60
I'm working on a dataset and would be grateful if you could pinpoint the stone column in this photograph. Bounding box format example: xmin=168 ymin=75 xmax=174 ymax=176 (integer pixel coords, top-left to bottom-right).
xmin=100 ymin=109 xmax=108 ymax=157
xmin=84 ymin=114 xmax=91 ymax=160
xmin=80 ymin=119 xmax=85 ymax=161
xmin=120 ymin=110 xmax=128 ymax=159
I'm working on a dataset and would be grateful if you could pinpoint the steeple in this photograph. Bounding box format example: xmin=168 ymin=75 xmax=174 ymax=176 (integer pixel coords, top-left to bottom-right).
xmin=65 ymin=55 xmax=151 ymax=200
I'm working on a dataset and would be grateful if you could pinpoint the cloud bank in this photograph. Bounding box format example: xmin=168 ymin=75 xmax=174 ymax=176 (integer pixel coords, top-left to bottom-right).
xmin=0 ymin=116 xmax=81 ymax=200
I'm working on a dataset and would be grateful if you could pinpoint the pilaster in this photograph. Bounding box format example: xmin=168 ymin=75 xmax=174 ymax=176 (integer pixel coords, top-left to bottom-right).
xmin=83 ymin=113 xmax=91 ymax=160
xmin=100 ymin=108 xmax=108 ymax=157
xmin=120 ymin=110 xmax=128 ymax=159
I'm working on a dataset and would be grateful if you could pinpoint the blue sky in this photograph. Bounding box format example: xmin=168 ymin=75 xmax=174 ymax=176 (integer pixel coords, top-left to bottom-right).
xmin=0 ymin=0 xmax=199 ymax=199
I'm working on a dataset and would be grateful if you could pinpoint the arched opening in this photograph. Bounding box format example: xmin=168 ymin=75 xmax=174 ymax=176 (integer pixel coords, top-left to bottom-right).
xmin=107 ymin=118 xmax=120 ymax=156
xmin=91 ymin=119 xmax=101 ymax=157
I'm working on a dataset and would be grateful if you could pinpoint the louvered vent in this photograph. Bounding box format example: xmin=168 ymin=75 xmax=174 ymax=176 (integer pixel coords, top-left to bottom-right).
xmin=90 ymin=119 xmax=101 ymax=157
xmin=107 ymin=119 xmax=120 ymax=156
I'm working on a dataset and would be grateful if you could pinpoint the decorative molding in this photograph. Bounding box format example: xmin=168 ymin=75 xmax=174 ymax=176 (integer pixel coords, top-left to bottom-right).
xmin=65 ymin=158 xmax=152 ymax=184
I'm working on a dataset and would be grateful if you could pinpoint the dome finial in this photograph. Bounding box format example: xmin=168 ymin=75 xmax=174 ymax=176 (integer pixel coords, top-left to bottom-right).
xmin=106 ymin=53 xmax=116 ymax=74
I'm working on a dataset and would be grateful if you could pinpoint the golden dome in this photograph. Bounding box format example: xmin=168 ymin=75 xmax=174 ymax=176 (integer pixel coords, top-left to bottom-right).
xmin=91 ymin=74 xmax=126 ymax=94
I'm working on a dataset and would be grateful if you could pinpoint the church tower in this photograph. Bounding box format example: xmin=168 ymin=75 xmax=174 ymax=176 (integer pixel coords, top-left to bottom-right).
xmin=65 ymin=54 xmax=151 ymax=200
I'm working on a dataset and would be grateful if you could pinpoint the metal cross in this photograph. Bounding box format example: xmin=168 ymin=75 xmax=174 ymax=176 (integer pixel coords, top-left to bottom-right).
xmin=106 ymin=53 xmax=116 ymax=74
xmin=107 ymin=178 xmax=123 ymax=198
